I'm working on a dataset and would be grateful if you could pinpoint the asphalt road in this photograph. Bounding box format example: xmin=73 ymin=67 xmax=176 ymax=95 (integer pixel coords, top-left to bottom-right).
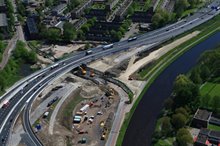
xmin=0 ymin=1 xmax=220 ymax=145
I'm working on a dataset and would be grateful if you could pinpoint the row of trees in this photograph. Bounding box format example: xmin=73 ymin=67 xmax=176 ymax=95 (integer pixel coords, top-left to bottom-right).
xmin=152 ymin=0 xmax=203 ymax=29
xmin=153 ymin=75 xmax=199 ymax=145
xmin=0 ymin=41 xmax=37 ymax=92
xmin=174 ymin=0 xmax=202 ymax=17
xmin=39 ymin=22 xmax=77 ymax=42
xmin=152 ymin=9 xmax=175 ymax=28
xmin=6 ymin=0 xmax=15 ymax=36
xmin=154 ymin=46 xmax=220 ymax=145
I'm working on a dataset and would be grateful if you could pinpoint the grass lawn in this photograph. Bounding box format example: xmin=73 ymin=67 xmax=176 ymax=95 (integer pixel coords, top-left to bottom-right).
xmin=200 ymin=82 xmax=220 ymax=97
xmin=61 ymin=95 xmax=84 ymax=130
xmin=154 ymin=137 xmax=175 ymax=146
xmin=208 ymin=124 xmax=220 ymax=131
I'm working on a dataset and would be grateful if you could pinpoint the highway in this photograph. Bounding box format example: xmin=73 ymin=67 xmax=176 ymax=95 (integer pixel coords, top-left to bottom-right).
xmin=0 ymin=1 xmax=220 ymax=145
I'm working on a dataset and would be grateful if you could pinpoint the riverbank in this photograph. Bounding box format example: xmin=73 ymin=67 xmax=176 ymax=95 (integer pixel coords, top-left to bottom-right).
xmin=116 ymin=14 xmax=220 ymax=146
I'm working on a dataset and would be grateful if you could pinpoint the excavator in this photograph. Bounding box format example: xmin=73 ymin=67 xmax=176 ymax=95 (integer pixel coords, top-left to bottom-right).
xmin=90 ymin=69 xmax=95 ymax=77
xmin=79 ymin=66 xmax=86 ymax=75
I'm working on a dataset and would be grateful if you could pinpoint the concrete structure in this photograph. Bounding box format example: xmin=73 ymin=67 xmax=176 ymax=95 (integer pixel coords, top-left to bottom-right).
xmin=0 ymin=13 xmax=7 ymax=28
xmin=52 ymin=4 xmax=67 ymax=16
xmin=192 ymin=109 xmax=212 ymax=129
xmin=71 ymin=0 xmax=93 ymax=19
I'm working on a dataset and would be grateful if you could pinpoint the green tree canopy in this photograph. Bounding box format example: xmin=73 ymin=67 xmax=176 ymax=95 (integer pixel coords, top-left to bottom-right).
xmin=176 ymin=128 xmax=193 ymax=146
xmin=63 ymin=22 xmax=77 ymax=41
xmin=161 ymin=117 xmax=173 ymax=136
xmin=172 ymin=113 xmax=187 ymax=129
xmin=173 ymin=75 xmax=199 ymax=106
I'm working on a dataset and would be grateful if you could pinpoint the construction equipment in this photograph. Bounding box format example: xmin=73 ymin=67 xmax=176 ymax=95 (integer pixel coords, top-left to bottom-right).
xmin=79 ymin=66 xmax=86 ymax=75
xmin=90 ymin=69 xmax=95 ymax=77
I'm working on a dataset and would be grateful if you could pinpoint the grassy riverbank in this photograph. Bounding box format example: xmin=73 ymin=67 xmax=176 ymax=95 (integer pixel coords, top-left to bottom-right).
xmin=116 ymin=14 xmax=220 ymax=146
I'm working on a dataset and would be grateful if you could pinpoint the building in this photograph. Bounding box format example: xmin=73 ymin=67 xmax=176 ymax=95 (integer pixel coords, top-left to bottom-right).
xmin=26 ymin=17 xmax=39 ymax=40
xmin=0 ymin=0 xmax=6 ymax=13
xmin=114 ymin=0 xmax=133 ymax=21
xmin=131 ymin=7 xmax=154 ymax=23
xmin=0 ymin=13 xmax=7 ymax=28
xmin=85 ymin=9 xmax=108 ymax=21
xmin=51 ymin=4 xmax=67 ymax=16
xmin=194 ymin=129 xmax=220 ymax=146
xmin=192 ymin=109 xmax=212 ymax=129
xmin=71 ymin=0 xmax=93 ymax=19
xmin=105 ymin=0 xmax=119 ymax=11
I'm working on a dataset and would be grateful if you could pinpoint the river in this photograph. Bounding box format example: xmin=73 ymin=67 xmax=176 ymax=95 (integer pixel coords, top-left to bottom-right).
xmin=122 ymin=32 xmax=220 ymax=146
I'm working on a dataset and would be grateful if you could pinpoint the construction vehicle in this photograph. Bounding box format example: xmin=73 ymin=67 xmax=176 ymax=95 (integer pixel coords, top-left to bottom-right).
xmin=90 ymin=69 xmax=95 ymax=77
xmin=79 ymin=66 xmax=86 ymax=75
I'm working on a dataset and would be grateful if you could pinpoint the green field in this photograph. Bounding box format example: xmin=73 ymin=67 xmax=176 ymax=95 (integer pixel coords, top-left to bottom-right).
xmin=200 ymin=82 xmax=220 ymax=97
xmin=208 ymin=124 xmax=220 ymax=131
xmin=154 ymin=137 xmax=174 ymax=146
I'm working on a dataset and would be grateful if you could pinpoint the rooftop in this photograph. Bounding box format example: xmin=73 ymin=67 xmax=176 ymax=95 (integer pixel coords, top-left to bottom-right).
xmin=195 ymin=128 xmax=220 ymax=145
xmin=195 ymin=133 xmax=208 ymax=145
xmin=26 ymin=17 xmax=38 ymax=34
xmin=194 ymin=109 xmax=212 ymax=121
xmin=0 ymin=13 xmax=7 ymax=27
xmin=52 ymin=4 xmax=67 ymax=12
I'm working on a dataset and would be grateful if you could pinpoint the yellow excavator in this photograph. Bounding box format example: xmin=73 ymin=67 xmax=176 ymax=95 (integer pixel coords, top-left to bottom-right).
xmin=79 ymin=66 xmax=86 ymax=75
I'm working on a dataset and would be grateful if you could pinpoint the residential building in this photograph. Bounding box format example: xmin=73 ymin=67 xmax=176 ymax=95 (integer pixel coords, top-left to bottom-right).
xmin=105 ymin=0 xmax=119 ymax=11
xmin=71 ymin=0 xmax=93 ymax=19
xmin=115 ymin=0 xmax=133 ymax=21
xmin=131 ymin=7 xmax=154 ymax=23
xmin=52 ymin=4 xmax=67 ymax=16
xmin=192 ymin=109 xmax=212 ymax=129
xmin=194 ymin=129 xmax=220 ymax=146
xmin=26 ymin=17 xmax=39 ymax=39
xmin=0 ymin=0 xmax=6 ymax=13
xmin=0 ymin=13 xmax=7 ymax=28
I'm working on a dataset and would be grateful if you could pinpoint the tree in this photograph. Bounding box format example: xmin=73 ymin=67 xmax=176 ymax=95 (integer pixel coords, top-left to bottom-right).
xmin=63 ymin=22 xmax=76 ymax=41
xmin=175 ymin=0 xmax=190 ymax=17
xmin=84 ymin=43 xmax=90 ymax=50
xmin=17 ymin=2 xmax=26 ymax=16
xmin=45 ymin=0 xmax=53 ymax=7
xmin=164 ymin=97 xmax=174 ymax=110
xmin=81 ymin=24 xmax=90 ymax=32
xmin=188 ymin=0 xmax=200 ymax=8
xmin=176 ymin=128 xmax=193 ymax=146
xmin=173 ymin=75 xmax=199 ymax=107
xmin=175 ymin=107 xmax=189 ymax=119
xmin=161 ymin=117 xmax=172 ymax=136
xmin=77 ymin=30 xmax=85 ymax=40
xmin=200 ymin=65 xmax=211 ymax=81
xmin=47 ymin=28 xmax=61 ymax=42
xmin=190 ymin=68 xmax=202 ymax=84
xmin=152 ymin=13 xmax=163 ymax=28
xmin=171 ymin=113 xmax=187 ymax=129
xmin=0 ymin=75 xmax=6 ymax=91
xmin=68 ymin=0 xmax=80 ymax=11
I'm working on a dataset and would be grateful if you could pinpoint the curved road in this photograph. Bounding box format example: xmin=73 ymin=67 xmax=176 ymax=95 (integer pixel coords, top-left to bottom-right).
xmin=0 ymin=1 xmax=220 ymax=145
